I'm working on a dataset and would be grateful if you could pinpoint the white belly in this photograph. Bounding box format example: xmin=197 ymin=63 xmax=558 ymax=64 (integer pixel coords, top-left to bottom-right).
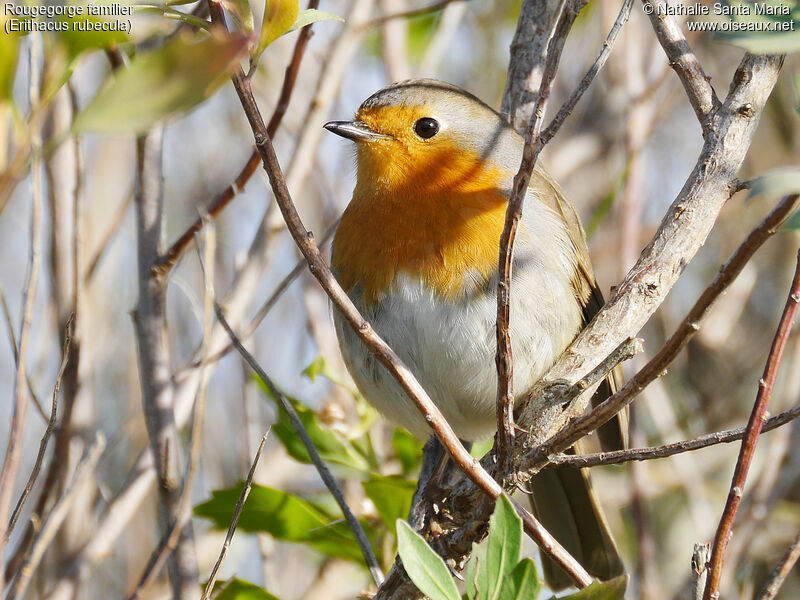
xmin=334 ymin=263 xmax=583 ymax=441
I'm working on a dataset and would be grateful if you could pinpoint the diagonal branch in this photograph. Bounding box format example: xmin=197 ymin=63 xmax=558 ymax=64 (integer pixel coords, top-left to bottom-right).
xmin=641 ymin=0 xmax=720 ymax=127
xmin=548 ymin=402 xmax=800 ymax=468
xmin=704 ymin=250 xmax=800 ymax=599
xmin=155 ymin=0 xmax=320 ymax=275
xmin=207 ymin=0 xmax=593 ymax=591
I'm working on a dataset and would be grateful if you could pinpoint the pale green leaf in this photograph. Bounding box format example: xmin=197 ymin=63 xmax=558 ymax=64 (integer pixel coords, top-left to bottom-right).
xmin=287 ymin=8 xmax=343 ymax=33
xmin=396 ymin=520 xmax=460 ymax=600
xmin=549 ymin=575 xmax=628 ymax=600
xmin=478 ymin=493 xmax=522 ymax=600
xmin=255 ymin=0 xmax=299 ymax=57
xmin=223 ymin=0 xmax=255 ymax=32
xmin=748 ymin=168 xmax=800 ymax=201
xmin=497 ymin=559 xmax=541 ymax=600
xmin=362 ymin=475 xmax=415 ymax=529
xmin=213 ymin=578 xmax=282 ymax=600
xmin=0 ymin=14 xmax=20 ymax=101
xmin=59 ymin=13 xmax=130 ymax=63
xmin=793 ymin=71 xmax=800 ymax=117
xmin=73 ymin=32 xmax=247 ymax=134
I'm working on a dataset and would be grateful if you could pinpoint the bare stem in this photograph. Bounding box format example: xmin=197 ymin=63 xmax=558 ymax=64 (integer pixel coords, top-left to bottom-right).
xmin=548 ymin=401 xmax=800 ymax=468
xmin=703 ymin=250 xmax=800 ymax=600
xmin=215 ymin=305 xmax=385 ymax=586
xmin=200 ymin=431 xmax=269 ymax=600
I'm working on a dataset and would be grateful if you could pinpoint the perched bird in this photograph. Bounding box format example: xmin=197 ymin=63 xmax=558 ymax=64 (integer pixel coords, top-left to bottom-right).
xmin=325 ymin=79 xmax=626 ymax=589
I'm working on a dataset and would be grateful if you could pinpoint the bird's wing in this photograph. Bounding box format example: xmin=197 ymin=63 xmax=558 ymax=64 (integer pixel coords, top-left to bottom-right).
xmin=529 ymin=167 xmax=628 ymax=451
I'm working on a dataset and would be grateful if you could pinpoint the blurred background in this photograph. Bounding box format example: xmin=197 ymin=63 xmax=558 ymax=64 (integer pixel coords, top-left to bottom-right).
xmin=1 ymin=0 xmax=800 ymax=598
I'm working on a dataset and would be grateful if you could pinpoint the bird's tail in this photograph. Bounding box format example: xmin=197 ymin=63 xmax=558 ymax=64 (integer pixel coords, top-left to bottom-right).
xmin=528 ymin=446 xmax=624 ymax=591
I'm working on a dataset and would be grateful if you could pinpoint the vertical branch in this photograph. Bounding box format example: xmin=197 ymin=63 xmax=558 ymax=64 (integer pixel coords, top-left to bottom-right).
xmin=494 ymin=0 xmax=580 ymax=476
xmin=132 ymin=127 xmax=200 ymax=600
xmin=0 ymin=32 xmax=43 ymax=594
xmin=501 ymin=0 xmax=569 ymax=130
xmin=704 ymin=250 xmax=800 ymax=600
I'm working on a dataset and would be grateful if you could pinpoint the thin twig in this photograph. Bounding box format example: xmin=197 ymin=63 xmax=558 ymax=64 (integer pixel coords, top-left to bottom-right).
xmin=495 ymin=0 xmax=582 ymax=479
xmin=540 ymin=0 xmax=634 ymax=146
xmin=756 ymin=529 xmax=800 ymax=600
xmin=200 ymin=430 xmax=270 ymax=600
xmin=0 ymin=288 xmax=48 ymax=422
xmin=84 ymin=188 xmax=133 ymax=283
xmin=5 ymin=315 xmax=74 ymax=541
xmin=521 ymin=193 xmax=800 ymax=475
xmin=214 ymin=305 xmax=385 ymax=586
xmin=177 ymin=220 xmax=338 ymax=375
xmin=641 ymin=0 xmax=720 ymax=127
xmin=703 ymin=250 xmax=800 ymax=600
xmin=207 ymin=0 xmax=593 ymax=586
xmin=0 ymin=33 xmax=44 ymax=592
xmin=155 ymin=0 xmax=320 ymax=275
xmin=548 ymin=401 xmax=800 ymax=468
xmin=6 ymin=434 xmax=105 ymax=600
xmin=360 ymin=0 xmax=464 ymax=29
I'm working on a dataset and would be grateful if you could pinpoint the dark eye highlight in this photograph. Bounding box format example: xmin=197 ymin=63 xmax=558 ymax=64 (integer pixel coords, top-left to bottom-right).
xmin=413 ymin=117 xmax=439 ymax=139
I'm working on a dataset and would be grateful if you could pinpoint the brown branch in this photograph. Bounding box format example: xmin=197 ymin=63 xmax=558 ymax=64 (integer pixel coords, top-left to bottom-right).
xmin=641 ymin=0 xmax=720 ymax=127
xmin=207 ymin=0 xmax=593 ymax=589
xmin=756 ymin=528 xmax=800 ymax=600
xmin=5 ymin=316 xmax=74 ymax=541
xmin=540 ymin=0 xmax=633 ymax=146
xmin=548 ymin=401 xmax=800 ymax=468
xmin=84 ymin=187 xmax=133 ymax=283
xmin=215 ymin=304 xmax=385 ymax=586
xmin=495 ymin=0 xmax=578 ymax=480
xmin=154 ymin=0 xmax=319 ymax=275
xmin=703 ymin=250 xmax=800 ymax=600
xmin=521 ymin=191 xmax=799 ymax=478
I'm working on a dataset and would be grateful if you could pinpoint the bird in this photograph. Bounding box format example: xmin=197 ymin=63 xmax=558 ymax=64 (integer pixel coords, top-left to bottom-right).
xmin=324 ymin=79 xmax=626 ymax=590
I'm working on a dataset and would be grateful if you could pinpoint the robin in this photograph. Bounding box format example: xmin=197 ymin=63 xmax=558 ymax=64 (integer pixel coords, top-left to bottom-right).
xmin=325 ymin=79 xmax=626 ymax=590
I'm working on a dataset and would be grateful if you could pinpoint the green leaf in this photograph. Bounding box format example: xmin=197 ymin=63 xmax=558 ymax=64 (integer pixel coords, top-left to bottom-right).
xmin=391 ymin=428 xmax=423 ymax=475
xmin=213 ymin=578 xmax=282 ymax=600
xmin=223 ymin=0 xmax=255 ymax=32
xmin=194 ymin=483 xmax=371 ymax=563
xmin=549 ymin=575 xmax=628 ymax=600
xmin=713 ymin=2 xmax=800 ymax=53
xmin=58 ymin=13 xmax=130 ymax=63
xmin=286 ymin=8 xmax=343 ymax=33
xmin=497 ymin=559 xmax=541 ymax=600
xmin=72 ymin=32 xmax=247 ymax=134
xmin=784 ymin=209 xmax=800 ymax=230
xmin=256 ymin=378 xmax=372 ymax=472
xmin=396 ymin=520 xmax=461 ymax=600
xmin=793 ymin=71 xmax=800 ymax=117
xmin=747 ymin=168 xmax=800 ymax=201
xmin=362 ymin=475 xmax=416 ymax=529
xmin=0 ymin=14 xmax=20 ymax=101
xmin=255 ymin=0 xmax=299 ymax=57
xmin=478 ymin=493 xmax=522 ymax=600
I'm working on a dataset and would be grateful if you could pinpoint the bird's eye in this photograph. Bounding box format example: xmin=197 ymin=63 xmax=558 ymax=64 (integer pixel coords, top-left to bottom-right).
xmin=413 ymin=117 xmax=439 ymax=139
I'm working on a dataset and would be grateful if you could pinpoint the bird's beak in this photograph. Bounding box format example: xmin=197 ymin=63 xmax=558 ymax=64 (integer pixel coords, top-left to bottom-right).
xmin=324 ymin=120 xmax=389 ymax=142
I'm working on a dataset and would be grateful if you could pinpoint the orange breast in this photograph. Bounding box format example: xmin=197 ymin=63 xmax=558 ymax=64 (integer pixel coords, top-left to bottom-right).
xmin=333 ymin=141 xmax=509 ymax=305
